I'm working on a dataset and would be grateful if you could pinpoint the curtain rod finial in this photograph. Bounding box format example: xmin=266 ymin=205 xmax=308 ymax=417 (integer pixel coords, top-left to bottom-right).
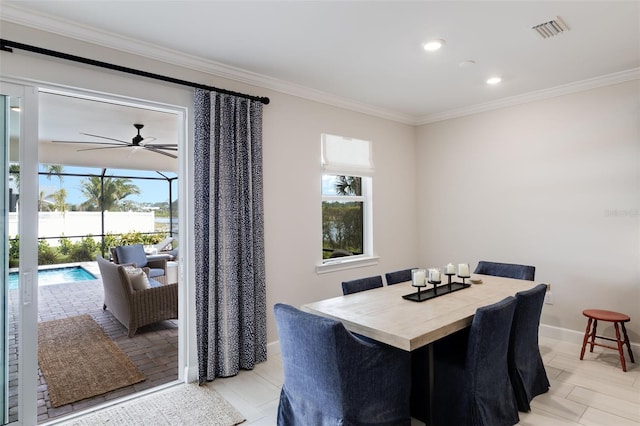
xmin=0 ymin=39 xmax=13 ymax=52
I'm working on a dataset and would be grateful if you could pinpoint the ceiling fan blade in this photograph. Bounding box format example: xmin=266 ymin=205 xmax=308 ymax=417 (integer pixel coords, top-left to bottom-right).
xmin=145 ymin=144 xmax=177 ymax=151
xmin=53 ymin=140 xmax=128 ymax=147
xmin=52 ymin=140 xmax=117 ymax=145
xmin=140 ymin=137 xmax=157 ymax=144
xmin=144 ymin=146 xmax=177 ymax=158
xmin=77 ymin=145 xmax=130 ymax=152
xmin=80 ymin=132 xmax=130 ymax=144
xmin=144 ymin=143 xmax=177 ymax=147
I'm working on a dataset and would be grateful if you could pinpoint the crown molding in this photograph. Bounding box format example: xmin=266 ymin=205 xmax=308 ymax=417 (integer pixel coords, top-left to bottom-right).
xmin=2 ymin=4 xmax=637 ymax=127
xmin=0 ymin=4 xmax=416 ymax=125
xmin=416 ymin=68 xmax=640 ymax=125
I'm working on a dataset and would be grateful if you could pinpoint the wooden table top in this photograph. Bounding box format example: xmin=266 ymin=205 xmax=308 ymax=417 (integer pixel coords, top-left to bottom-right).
xmin=301 ymin=275 xmax=547 ymax=351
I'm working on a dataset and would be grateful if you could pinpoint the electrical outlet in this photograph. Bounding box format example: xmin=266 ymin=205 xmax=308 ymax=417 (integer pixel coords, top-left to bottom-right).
xmin=544 ymin=291 xmax=553 ymax=305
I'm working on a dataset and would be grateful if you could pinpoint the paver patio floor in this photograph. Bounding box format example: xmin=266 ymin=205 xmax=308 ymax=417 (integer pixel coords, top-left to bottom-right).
xmin=7 ymin=262 xmax=178 ymax=424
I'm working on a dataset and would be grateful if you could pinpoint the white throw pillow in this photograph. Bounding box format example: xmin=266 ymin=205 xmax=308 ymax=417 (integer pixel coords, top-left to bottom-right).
xmin=126 ymin=267 xmax=150 ymax=291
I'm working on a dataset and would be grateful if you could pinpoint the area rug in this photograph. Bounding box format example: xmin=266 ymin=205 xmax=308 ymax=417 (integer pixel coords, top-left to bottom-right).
xmin=38 ymin=314 xmax=145 ymax=407
xmin=59 ymin=383 xmax=245 ymax=425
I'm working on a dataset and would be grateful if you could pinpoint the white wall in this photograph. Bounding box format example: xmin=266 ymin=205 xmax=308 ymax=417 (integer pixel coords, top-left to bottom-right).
xmin=9 ymin=211 xmax=156 ymax=244
xmin=416 ymin=80 xmax=640 ymax=340
xmin=0 ymin=22 xmax=419 ymax=356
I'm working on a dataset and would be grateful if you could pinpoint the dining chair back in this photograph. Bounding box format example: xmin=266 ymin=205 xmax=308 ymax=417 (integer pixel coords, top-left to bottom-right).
xmin=432 ymin=296 xmax=520 ymax=426
xmin=474 ymin=261 xmax=536 ymax=281
xmin=341 ymin=275 xmax=383 ymax=295
xmin=274 ymin=303 xmax=411 ymax=425
xmin=385 ymin=268 xmax=416 ymax=285
xmin=509 ymin=283 xmax=550 ymax=411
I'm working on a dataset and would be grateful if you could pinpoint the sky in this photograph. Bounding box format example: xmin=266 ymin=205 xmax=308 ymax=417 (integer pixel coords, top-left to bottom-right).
xmin=38 ymin=165 xmax=177 ymax=206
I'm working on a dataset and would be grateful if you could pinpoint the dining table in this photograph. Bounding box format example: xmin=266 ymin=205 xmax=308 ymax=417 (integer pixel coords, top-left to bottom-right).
xmin=301 ymin=274 xmax=549 ymax=425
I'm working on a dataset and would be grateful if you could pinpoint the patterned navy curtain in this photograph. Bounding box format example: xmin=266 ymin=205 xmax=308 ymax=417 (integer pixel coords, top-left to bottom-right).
xmin=193 ymin=88 xmax=267 ymax=383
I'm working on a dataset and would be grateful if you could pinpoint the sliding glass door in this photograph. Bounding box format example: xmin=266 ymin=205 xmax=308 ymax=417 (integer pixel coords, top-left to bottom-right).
xmin=1 ymin=82 xmax=39 ymax=426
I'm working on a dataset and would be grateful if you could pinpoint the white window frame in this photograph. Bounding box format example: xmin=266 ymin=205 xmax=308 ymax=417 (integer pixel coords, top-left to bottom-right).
xmin=317 ymin=134 xmax=377 ymax=273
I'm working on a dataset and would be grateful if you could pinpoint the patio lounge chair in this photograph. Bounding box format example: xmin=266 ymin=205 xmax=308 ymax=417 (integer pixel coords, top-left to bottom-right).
xmin=96 ymin=255 xmax=178 ymax=337
xmin=153 ymin=237 xmax=178 ymax=259
xmin=111 ymin=244 xmax=169 ymax=282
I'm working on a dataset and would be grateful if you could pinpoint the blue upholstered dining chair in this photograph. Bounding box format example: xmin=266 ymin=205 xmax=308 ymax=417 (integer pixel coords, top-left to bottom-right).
xmin=474 ymin=260 xmax=536 ymax=281
xmin=341 ymin=275 xmax=383 ymax=295
xmin=274 ymin=303 xmax=412 ymax=426
xmin=430 ymin=296 xmax=520 ymax=426
xmin=385 ymin=268 xmax=416 ymax=285
xmin=509 ymin=284 xmax=550 ymax=411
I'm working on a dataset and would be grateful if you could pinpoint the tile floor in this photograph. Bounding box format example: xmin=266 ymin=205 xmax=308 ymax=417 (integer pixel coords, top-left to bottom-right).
xmin=207 ymin=336 xmax=639 ymax=425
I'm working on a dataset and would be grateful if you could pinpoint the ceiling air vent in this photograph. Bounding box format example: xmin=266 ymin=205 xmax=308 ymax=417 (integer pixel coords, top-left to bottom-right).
xmin=532 ymin=17 xmax=569 ymax=39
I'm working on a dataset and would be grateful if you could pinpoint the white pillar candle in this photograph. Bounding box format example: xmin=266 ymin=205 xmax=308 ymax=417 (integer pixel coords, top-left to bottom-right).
xmin=412 ymin=269 xmax=426 ymax=286
xmin=446 ymin=263 xmax=455 ymax=274
xmin=458 ymin=263 xmax=470 ymax=277
xmin=430 ymin=269 xmax=441 ymax=282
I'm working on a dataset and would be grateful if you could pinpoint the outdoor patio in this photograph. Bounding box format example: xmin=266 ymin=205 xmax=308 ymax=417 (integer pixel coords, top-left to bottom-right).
xmin=7 ymin=261 xmax=179 ymax=424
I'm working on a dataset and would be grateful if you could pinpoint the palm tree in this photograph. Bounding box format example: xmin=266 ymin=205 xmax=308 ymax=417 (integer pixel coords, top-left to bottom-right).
xmin=335 ymin=175 xmax=362 ymax=196
xmin=52 ymin=188 xmax=68 ymax=214
xmin=80 ymin=176 xmax=141 ymax=211
xmin=45 ymin=164 xmax=64 ymax=188
xmin=38 ymin=190 xmax=54 ymax=211
xmin=9 ymin=164 xmax=19 ymax=189
xmin=40 ymin=165 xmax=66 ymax=213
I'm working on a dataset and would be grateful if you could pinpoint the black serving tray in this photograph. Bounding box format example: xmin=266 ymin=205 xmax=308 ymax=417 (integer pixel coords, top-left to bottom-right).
xmin=402 ymin=282 xmax=471 ymax=302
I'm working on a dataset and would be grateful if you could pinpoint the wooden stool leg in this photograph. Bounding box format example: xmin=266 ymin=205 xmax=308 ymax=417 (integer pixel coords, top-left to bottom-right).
xmin=614 ymin=322 xmax=627 ymax=372
xmin=590 ymin=319 xmax=598 ymax=353
xmin=621 ymin=322 xmax=635 ymax=364
xmin=580 ymin=318 xmax=593 ymax=360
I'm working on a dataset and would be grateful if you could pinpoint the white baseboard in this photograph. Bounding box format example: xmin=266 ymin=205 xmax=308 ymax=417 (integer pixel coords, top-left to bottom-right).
xmin=540 ymin=323 xmax=640 ymax=350
xmin=184 ymin=365 xmax=198 ymax=383
xmin=539 ymin=323 xmax=585 ymax=345
xmin=267 ymin=340 xmax=281 ymax=356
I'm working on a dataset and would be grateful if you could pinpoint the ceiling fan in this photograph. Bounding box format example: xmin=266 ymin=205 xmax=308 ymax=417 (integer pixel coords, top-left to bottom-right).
xmin=53 ymin=123 xmax=177 ymax=158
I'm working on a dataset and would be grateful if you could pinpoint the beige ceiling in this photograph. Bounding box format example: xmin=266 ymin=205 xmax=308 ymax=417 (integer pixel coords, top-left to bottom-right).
xmin=2 ymin=1 xmax=638 ymax=125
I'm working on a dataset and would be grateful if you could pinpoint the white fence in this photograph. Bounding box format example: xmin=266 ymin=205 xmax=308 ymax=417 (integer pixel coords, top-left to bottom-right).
xmin=8 ymin=211 xmax=155 ymax=246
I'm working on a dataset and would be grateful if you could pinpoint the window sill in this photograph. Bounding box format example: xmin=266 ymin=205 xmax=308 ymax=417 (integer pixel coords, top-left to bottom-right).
xmin=316 ymin=256 xmax=380 ymax=275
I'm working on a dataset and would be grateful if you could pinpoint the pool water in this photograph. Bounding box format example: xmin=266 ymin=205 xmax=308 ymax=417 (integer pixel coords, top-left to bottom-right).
xmin=8 ymin=266 xmax=96 ymax=290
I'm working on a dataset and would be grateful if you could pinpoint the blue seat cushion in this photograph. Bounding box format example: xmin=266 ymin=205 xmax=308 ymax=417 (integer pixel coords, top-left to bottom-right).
xmin=115 ymin=244 xmax=148 ymax=268
xmin=148 ymin=277 xmax=163 ymax=288
xmin=148 ymin=268 xmax=165 ymax=278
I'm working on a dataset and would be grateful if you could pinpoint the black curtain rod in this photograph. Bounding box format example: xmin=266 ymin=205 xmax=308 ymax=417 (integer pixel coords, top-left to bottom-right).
xmin=0 ymin=38 xmax=270 ymax=105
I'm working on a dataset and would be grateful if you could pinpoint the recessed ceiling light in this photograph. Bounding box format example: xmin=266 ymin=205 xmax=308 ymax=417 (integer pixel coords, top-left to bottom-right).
xmin=423 ymin=39 xmax=445 ymax=52
xmin=486 ymin=77 xmax=502 ymax=85
xmin=459 ymin=60 xmax=476 ymax=68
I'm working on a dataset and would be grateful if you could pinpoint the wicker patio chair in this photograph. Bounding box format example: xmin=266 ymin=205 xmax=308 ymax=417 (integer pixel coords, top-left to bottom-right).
xmin=96 ymin=255 xmax=178 ymax=337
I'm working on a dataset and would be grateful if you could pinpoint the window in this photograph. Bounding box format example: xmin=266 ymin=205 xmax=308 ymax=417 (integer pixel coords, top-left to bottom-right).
xmin=321 ymin=134 xmax=374 ymax=266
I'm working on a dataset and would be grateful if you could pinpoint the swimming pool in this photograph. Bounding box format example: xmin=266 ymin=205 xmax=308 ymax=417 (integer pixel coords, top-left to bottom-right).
xmin=8 ymin=266 xmax=97 ymax=290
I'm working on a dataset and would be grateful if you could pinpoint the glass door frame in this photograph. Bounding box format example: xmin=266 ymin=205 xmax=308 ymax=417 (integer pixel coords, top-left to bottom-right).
xmin=0 ymin=81 xmax=39 ymax=426
xmin=1 ymin=78 xmax=189 ymax=425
